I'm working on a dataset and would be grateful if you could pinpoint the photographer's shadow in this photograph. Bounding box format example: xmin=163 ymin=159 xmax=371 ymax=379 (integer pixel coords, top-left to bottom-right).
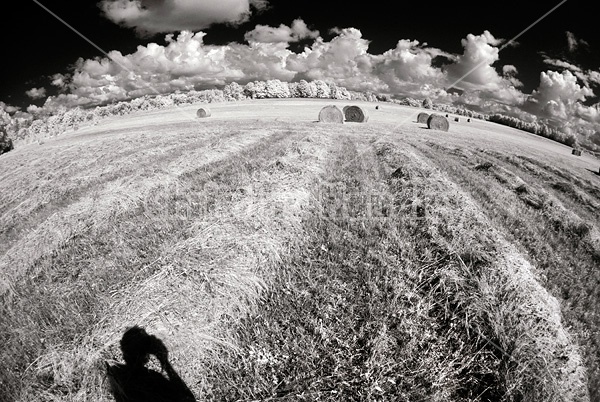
xmin=105 ymin=326 xmax=196 ymax=402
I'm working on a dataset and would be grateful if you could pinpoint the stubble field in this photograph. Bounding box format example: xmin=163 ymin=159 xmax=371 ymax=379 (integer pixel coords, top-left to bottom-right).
xmin=0 ymin=99 xmax=598 ymax=401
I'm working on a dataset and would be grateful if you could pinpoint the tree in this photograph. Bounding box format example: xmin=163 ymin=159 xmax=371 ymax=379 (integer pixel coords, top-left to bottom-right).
xmin=296 ymin=80 xmax=316 ymax=98
xmin=313 ymin=80 xmax=331 ymax=98
xmin=224 ymin=82 xmax=245 ymax=101
xmin=265 ymin=79 xmax=291 ymax=98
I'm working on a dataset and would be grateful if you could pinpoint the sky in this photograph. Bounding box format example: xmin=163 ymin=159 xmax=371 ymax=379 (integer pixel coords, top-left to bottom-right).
xmin=1 ymin=0 xmax=599 ymax=136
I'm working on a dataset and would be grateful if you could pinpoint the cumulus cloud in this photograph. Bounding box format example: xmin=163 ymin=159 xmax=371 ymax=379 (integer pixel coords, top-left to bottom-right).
xmin=502 ymin=65 xmax=518 ymax=76
xmin=525 ymin=70 xmax=593 ymax=124
xmin=100 ymin=0 xmax=267 ymax=35
xmin=25 ymin=87 xmax=47 ymax=100
xmin=40 ymin=27 xmax=531 ymax=110
xmin=542 ymin=57 xmax=600 ymax=88
xmin=244 ymin=19 xmax=319 ymax=44
xmin=445 ymin=31 xmax=504 ymax=89
xmin=566 ymin=31 xmax=588 ymax=52
xmin=0 ymin=101 xmax=20 ymax=114
xmin=50 ymin=73 xmax=68 ymax=89
xmin=442 ymin=31 xmax=526 ymax=108
xmin=373 ymin=39 xmax=447 ymax=96
xmin=543 ymin=58 xmax=582 ymax=73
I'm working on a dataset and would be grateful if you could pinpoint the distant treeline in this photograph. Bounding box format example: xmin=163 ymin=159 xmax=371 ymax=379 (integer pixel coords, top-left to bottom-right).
xmin=0 ymin=80 xmax=594 ymax=153
xmin=488 ymin=114 xmax=578 ymax=148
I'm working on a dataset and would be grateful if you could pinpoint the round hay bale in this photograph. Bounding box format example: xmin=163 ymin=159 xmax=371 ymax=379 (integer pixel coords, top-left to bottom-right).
xmin=427 ymin=114 xmax=449 ymax=132
xmin=319 ymin=105 xmax=344 ymax=123
xmin=454 ymin=117 xmax=460 ymax=122
xmin=572 ymin=149 xmax=582 ymax=156
xmin=196 ymin=107 xmax=211 ymax=118
xmin=375 ymin=105 xmax=379 ymax=110
xmin=344 ymin=105 xmax=369 ymax=123
xmin=445 ymin=114 xmax=448 ymax=117
xmin=467 ymin=118 xmax=471 ymax=122
xmin=417 ymin=112 xmax=430 ymax=124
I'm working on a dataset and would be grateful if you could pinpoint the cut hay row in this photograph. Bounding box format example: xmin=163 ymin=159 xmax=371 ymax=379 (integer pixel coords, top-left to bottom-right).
xmin=417 ymin=112 xmax=430 ymax=124
xmin=203 ymin=134 xmax=506 ymax=400
xmin=0 ymin=129 xmax=278 ymax=293
xmin=427 ymin=114 xmax=450 ymax=132
xmin=343 ymin=105 xmax=369 ymax=122
xmin=196 ymin=107 xmax=211 ymax=118
xmin=0 ymin=129 xmax=247 ymax=258
xmin=399 ymin=139 xmax=598 ymax=400
xmin=318 ymin=105 xmax=344 ymax=123
xmin=16 ymin=128 xmax=333 ymax=401
xmin=373 ymin=140 xmax=589 ymax=401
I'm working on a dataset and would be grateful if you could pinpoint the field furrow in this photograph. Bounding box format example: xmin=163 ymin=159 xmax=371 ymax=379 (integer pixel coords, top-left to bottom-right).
xmin=0 ymin=100 xmax=597 ymax=401
xmin=406 ymin=138 xmax=598 ymax=400
xmin=200 ymin=129 xmax=588 ymax=401
xmin=2 ymin=122 xmax=334 ymax=401
xmin=0 ymin=124 xmax=248 ymax=257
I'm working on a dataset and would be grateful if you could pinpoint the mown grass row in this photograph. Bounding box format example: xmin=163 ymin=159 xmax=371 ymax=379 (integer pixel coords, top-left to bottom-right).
xmin=0 ymin=126 xmax=244 ymax=257
xmin=410 ymin=139 xmax=597 ymax=400
xmin=0 ymin=127 xmax=301 ymax=400
xmin=201 ymin=134 xmax=513 ymax=401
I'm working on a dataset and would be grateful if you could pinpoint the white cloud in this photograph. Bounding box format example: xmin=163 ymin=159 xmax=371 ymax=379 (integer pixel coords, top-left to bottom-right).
xmin=445 ymin=31 xmax=504 ymax=90
xmin=100 ymin=0 xmax=267 ymax=35
xmin=566 ymin=31 xmax=588 ymax=52
xmin=442 ymin=31 xmax=525 ymax=109
xmin=38 ymin=28 xmax=525 ymax=109
xmin=502 ymin=65 xmax=518 ymax=76
xmin=0 ymin=101 xmax=20 ymax=114
xmin=35 ymin=25 xmax=599 ymax=138
xmin=542 ymin=57 xmax=600 ymax=88
xmin=25 ymin=87 xmax=47 ymax=100
xmin=50 ymin=73 xmax=68 ymax=89
xmin=526 ymin=70 xmax=593 ymax=123
xmin=587 ymin=71 xmax=600 ymax=86
xmin=244 ymin=19 xmax=319 ymax=44
xmin=543 ymin=58 xmax=582 ymax=73
xmin=373 ymin=39 xmax=446 ymax=96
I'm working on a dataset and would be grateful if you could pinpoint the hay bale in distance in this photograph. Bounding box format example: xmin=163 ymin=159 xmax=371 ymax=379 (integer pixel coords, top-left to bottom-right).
xmin=427 ymin=114 xmax=450 ymax=132
xmin=196 ymin=107 xmax=211 ymax=118
xmin=454 ymin=117 xmax=460 ymax=122
xmin=319 ymin=105 xmax=344 ymax=123
xmin=417 ymin=112 xmax=430 ymax=124
xmin=572 ymin=149 xmax=582 ymax=156
xmin=375 ymin=105 xmax=379 ymax=110
xmin=344 ymin=105 xmax=369 ymax=123
xmin=467 ymin=118 xmax=471 ymax=122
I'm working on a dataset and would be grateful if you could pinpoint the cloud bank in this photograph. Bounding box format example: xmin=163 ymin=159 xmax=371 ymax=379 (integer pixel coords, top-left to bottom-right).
xmin=30 ymin=20 xmax=599 ymax=138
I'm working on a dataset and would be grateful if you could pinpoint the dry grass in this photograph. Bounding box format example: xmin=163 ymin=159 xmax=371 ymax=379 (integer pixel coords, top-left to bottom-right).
xmin=0 ymin=99 xmax=596 ymax=401
xmin=404 ymin=136 xmax=597 ymax=400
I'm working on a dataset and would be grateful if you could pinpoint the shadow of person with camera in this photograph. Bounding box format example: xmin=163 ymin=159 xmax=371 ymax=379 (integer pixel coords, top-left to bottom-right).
xmin=105 ymin=326 xmax=196 ymax=402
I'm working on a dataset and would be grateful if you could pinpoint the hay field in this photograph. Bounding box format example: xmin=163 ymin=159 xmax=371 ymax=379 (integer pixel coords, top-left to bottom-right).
xmin=0 ymin=99 xmax=598 ymax=401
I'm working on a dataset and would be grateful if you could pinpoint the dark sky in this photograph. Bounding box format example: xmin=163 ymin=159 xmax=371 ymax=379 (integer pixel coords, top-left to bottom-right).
xmin=2 ymin=0 xmax=598 ymax=109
